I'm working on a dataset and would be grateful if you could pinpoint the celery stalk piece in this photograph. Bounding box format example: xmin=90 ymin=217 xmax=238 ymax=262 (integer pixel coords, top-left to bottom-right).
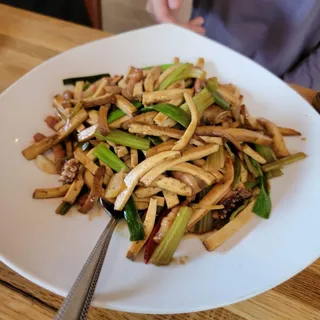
xmin=151 ymin=206 xmax=192 ymax=265
xmin=193 ymin=186 xmax=214 ymax=234
xmin=261 ymin=152 xmax=307 ymax=172
xmin=244 ymin=154 xmax=263 ymax=177
xmin=204 ymin=145 xmax=224 ymax=172
xmin=55 ymin=202 xmax=72 ymax=215
xmin=141 ymin=103 xmax=191 ymax=128
xmin=180 ymin=88 xmax=214 ymax=115
xmin=196 ymin=211 xmax=214 ymax=234
xmin=69 ymin=100 xmax=83 ymax=120
xmin=96 ymin=129 xmax=150 ymax=151
xmin=255 ymin=145 xmax=283 ymax=179
xmin=212 ymin=91 xmax=230 ymax=110
xmin=206 ymin=77 xmax=218 ymax=92
xmin=206 ymin=77 xmax=230 ymax=110
xmin=233 ymin=155 xmax=241 ymax=189
xmin=141 ymin=63 xmax=174 ymax=71
xmin=159 ymin=63 xmax=206 ymax=90
xmin=93 ymin=142 xmax=129 ymax=172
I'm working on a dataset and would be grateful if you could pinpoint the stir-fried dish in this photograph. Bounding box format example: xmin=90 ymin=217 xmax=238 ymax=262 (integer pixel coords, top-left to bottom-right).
xmin=22 ymin=58 xmax=306 ymax=265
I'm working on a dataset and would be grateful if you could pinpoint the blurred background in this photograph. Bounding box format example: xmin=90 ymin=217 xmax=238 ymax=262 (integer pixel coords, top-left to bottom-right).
xmin=0 ymin=0 xmax=154 ymax=32
xmin=101 ymin=0 xmax=154 ymax=33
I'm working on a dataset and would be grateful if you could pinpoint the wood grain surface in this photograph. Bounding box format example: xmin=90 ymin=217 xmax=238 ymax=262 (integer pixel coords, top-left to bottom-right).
xmin=0 ymin=4 xmax=319 ymax=320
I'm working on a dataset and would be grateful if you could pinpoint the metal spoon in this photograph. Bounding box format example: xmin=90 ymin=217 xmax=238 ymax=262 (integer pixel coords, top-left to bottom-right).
xmin=55 ymin=198 xmax=123 ymax=320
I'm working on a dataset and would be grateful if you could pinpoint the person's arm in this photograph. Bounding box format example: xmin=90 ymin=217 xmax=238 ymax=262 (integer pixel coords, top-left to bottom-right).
xmin=283 ymin=46 xmax=320 ymax=90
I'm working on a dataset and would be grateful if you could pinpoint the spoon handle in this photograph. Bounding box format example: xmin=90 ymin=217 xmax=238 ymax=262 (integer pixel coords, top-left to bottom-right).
xmin=55 ymin=218 xmax=118 ymax=320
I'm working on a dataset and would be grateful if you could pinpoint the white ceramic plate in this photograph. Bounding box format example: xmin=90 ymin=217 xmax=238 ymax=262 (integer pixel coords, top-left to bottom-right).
xmin=0 ymin=24 xmax=320 ymax=314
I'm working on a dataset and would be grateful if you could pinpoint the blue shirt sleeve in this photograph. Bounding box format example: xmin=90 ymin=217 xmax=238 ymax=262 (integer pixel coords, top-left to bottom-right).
xmin=283 ymin=46 xmax=320 ymax=91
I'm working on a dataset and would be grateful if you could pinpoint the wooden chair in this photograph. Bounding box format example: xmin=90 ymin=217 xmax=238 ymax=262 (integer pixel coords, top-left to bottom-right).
xmin=85 ymin=0 xmax=102 ymax=29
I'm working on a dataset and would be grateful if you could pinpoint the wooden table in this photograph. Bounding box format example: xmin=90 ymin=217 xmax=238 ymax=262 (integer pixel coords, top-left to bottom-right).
xmin=0 ymin=4 xmax=319 ymax=320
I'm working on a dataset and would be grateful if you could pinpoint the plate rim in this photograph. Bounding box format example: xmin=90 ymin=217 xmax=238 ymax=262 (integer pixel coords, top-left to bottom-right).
xmin=1 ymin=23 xmax=319 ymax=314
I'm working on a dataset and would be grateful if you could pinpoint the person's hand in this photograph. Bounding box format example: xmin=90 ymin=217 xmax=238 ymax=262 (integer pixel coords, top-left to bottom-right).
xmin=147 ymin=0 xmax=205 ymax=34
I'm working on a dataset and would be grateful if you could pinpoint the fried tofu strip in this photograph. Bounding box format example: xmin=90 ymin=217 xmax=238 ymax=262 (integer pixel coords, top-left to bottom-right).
xmin=172 ymin=93 xmax=199 ymax=151
xmin=257 ymin=118 xmax=290 ymax=158
xmin=135 ymin=186 xmax=162 ymax=198
xmin=168 ymin=163 xmax=216 ymax=185
xmin=154 ymin=177 xmax=192 ymax=196
xmin=146 ymin=140 xmax=176 ymax=158
xmin=130 ymin=148 xmax=138 ymax=168
xmin=114 ymin=151 xmax=180 ymax=210
xmin=71 ymin=92 xmax=114 ymax=108
xmin=98 ymin=104 xmax=111 ymax=136
xmin=105 ymin=172 xmax=126 ymax=198
xmin=187 ymin=157 xmax=234 ymax=229
xmin=33 ymin=185 xmax=71 ymax=199
xmin=242 ymin=144 xmax=267 ymax=164
xmin=22 ymin=109 xmax=88 ymax=160
xmin=144 ymin=66 xmax=162 ymax=92
xmin=128 ymin=123 xmax=205 ymax=146
xmin=142 ymin=88 xmax=193 ymax=105
xmin=121 ymin=112 xmax=157 ymax=130
xmin=203 ymin=200 xmax=255 ymax=251
xmin=278 ymin=126 xmax=301 ymax=136
xmin=162 ymin=190 xmax=180 ymax=209
xmin=140 ymin=144 xmax=219 ymax=187
xmin=195 ymin=127 xmax=273 ymax=146
xmin=115 ymin=94 xmax=137 ymax=116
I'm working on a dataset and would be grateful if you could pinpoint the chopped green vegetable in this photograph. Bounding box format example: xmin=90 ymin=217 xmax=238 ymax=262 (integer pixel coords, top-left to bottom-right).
xmin=63 ymin=73 xmax=110 ymax=86
xmin=212 ymin=91 xmax=230 ymax=110
xmin=244 ymin=180 xmax=259 ymax=190
xmin=93 ymin=142 xmax=129 ymax=172
xmin=253 ymin=176 xmax=272 ymax=219
xmin=197 ymin=212 xmax=213 ymax=234
xmin=251 ymin=158 xmax=263 ymax=176
xmin=225 ymin=143 xmax=235 ymax=161
xmin=194 ymin=186 xmax=214 ymax=233
xmin=206 ymin=77 xmax=230 ymax=110
xmin=55 ymin=201 xmax=72 ymax=215
xmin=141 ymin=103 xmax=191 ymax=128
xmin=230 ymin=199 xmax=250 ymax=220
xmin=69 ymin=101 xmax=83 ymax=120
xmin=206 ymin=77 xmax=218 ymax=92
xmin=255 ymin=145 xmax=283 ymax=179
xmin=261 ymin=152 xmax=307 ymax=172
xmin=107 ymin=109 xmax=126 ymax=123
xmin=132 ymin=101 xmax=143 ymax=108
xmin=142 ymin=64 xmax=174 ymax=71
xmin=233 ymin=155 xmax=241 ymax=189
xmin=83 ymin=81 xmax=90 ymax=91
xmin=124 ymin=197 xmax=145 ymax=241
xmin=151 ymin=206 xmax=192 ymax=265
xmin=180 ymin=88 xmax=213 ymax=115
xmin=244 ymin=154 xmax=263 ymax=177
xmin=147 ymin=136 xmax=163 ymax=146
xmin=96 ymin=129 xmax=150 ymax=151
xmin=108 ymin=101 xmax=143 ymax=124
xmin=204 ymin=145 xmax=225 ymax=172
xmin=159 ymin=63 xmax=205 ymax=90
